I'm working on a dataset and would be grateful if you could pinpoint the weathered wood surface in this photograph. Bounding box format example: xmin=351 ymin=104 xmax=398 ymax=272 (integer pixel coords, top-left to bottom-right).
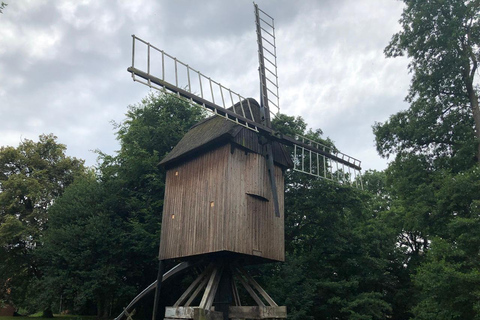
xmin=228 ymin=306 xmax=287 ymax=319
xmin=159 ymin=143 xmax=285 ymax=262
xmin=165 ymin=307 xmax=223 ymax=320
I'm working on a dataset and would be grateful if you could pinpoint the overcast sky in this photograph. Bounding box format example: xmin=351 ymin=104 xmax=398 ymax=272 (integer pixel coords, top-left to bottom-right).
xmin=0 ymin=0 xmax=411 ymax=172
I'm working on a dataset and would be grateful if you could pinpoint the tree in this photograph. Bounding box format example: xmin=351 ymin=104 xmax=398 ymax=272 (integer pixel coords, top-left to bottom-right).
xmin=374 ymin=2 xmax=480 ymax=317
xmin=0 ymin=134 xmax=85 ymax=314
xmin=379 ymin=0 xmax=480 ymax=166
xmin=95 ymin=92 xmax=205 ymax=317
xmin=258 ymin=117 xmax=399 ymax=320
xmin=38 ymin=174 xmax=131 ymax=318
xmin=0 ymin=2 xmax=7 ymax=14
xmin=410 ymin=166 xmax=480 ymax=320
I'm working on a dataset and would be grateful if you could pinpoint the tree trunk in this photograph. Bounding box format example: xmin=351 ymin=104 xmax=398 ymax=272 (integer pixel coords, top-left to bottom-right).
xmin=42 ymin=308 xmax=54 ymax=318
xmin=97 ymin=298 xmax=103 ymax=318
xmin=465 ymin=79 xmax=480 ymax=164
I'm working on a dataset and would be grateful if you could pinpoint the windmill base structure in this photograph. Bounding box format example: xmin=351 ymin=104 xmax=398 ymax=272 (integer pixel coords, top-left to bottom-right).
xmin=117 ymin=3 xmax=362 ymax=320
xmin=162 ymin=259 xmax=286 ymax=320
xmin=116 ymin=259 xmax=287 ymax=320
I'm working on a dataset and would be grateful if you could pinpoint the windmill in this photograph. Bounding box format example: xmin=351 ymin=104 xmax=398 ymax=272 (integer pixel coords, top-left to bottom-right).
xmin=117 ymin=3 xmax=362 ymax=320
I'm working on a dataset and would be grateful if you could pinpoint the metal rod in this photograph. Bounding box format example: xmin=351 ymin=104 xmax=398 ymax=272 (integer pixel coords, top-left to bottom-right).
xmin=323 ymin=146 xmax=327 ymax=178
xmin=220 ymin=86 xmax=225 ymax=108
xmin=209 ymin=78 xmax=215 ymax=104
xmin=152 ymin=260 xmax=165 ymax=320
xmin=246 ymin=98 xmax=255 ymax=123
xmin=161 ymin=51 xmax=165 ymax=80
xmin=294 ymin=144 xmax=298 ymax=170
xmin=131 ymin=35 xmax=135 ymax=68
xmin=198 ymin=72 xmax=204 ymax=98
xmin=187 ymin=65 xmax=191 ymax=92
xmin=174 ymin=58 xmax=178 ymax=87
xmin=259 ymin=16 xmax=274 ymax=28
xmin=147 ymin=43 xmax=150 ymax=74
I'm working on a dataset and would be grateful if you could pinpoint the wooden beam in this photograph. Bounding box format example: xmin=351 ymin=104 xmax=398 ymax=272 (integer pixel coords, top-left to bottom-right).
xmin=185 ymin=274 xmax=209 ymax=307
xmin=231 ymin=279 xmax=241 ymax=307
xmin=193 ymin=308 xmax=223 ymax=320
xmin=236 ymin=266 xmax=278 ymax=307
xmin=228 ymin=306 xmax=287 ymax=319
xmin=165 ymin=307 xmax=223 ymax=320
xmin=199 ymin=266 xmax=223 ymax=310
xmin=174 ymin=265 xmax=213 ymax=307
xmin=234 ymin=272 xmax=265 ymax=307
xmin=165 ymin=307 xmax=194 ymax=319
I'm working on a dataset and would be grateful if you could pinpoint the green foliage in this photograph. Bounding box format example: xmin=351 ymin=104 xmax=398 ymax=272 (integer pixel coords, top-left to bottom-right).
xmin=0 ymin=134 xmax=85 ymax=308
xmin=379 ymin=0 xmax=480 ymax=163
xmin=264 ymin=115 xmax=399 ymax=319
xmin=37 ymin=92 xmax=205 ymax=316
xmin=374 ymin=1 xmax=480 ymax=317
xmin=263 ymin=177 xmax=397 ymax=320
xmin=0 ymin=2 xmax=7 ymax=14
xmin=411 ymin=167 xmax=480 ymax=320
xmin=38 ymin=174 xmax=131 ymax=317
xmin=97 ymin=92 xmax=205 ymax=295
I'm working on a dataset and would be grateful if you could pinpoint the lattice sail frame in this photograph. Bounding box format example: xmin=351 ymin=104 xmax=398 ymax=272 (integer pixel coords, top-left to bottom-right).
xmin=255 ymin=3 xmax=280 ymax=117
xmin=293 ymin=135 xmax=362 ymax=188
xmin=129 ymin=35 xmax=260 ymax=132
xmin=128 ymin=35 xmax=362 ymax=188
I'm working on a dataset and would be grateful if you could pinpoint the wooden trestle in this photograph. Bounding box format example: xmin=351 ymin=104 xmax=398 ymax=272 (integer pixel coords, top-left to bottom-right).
xmin=164 ymin=261 xmax=286 ymax=320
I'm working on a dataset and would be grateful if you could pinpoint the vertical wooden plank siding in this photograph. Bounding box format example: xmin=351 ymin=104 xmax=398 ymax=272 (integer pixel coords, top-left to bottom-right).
xmin=159 ymin=143 xmax=284 ymax=262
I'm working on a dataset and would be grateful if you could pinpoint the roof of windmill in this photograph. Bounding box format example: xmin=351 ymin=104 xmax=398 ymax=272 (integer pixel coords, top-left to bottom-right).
xmin=159 ymin=98 xmax=294 ymax=169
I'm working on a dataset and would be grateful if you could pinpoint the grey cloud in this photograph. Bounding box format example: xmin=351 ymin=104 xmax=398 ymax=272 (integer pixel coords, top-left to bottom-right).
xmin=0 ymin=0 xmax=409 ymax=171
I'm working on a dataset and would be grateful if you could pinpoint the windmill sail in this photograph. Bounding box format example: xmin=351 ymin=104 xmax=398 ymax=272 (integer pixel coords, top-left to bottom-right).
xmin=127 ymin=36 xmax=362 ymax=188
xmin=254 ymin=3 xmax=281 ymax=216
xmin=254 ymin=2 xmax=280 ymax=121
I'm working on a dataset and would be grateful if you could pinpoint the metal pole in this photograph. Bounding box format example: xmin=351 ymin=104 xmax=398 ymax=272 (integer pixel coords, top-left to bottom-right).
xmin=152 ymin=259 xmax=165 ymax=320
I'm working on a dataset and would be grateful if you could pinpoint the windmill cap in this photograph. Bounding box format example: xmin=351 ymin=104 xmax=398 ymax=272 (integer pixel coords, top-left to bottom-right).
xmin=159 ymin=98 xmax=293 ymax=169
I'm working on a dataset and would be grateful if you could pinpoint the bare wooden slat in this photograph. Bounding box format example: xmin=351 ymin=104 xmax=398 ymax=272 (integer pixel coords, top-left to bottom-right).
xmin=234 ymin=272 xmax=265 ymax=307
xmin=174 ymin=266 xmax=213 ymax=307
xmin=236 ymin=266 xmax=278 ymax=307
xmin=199 ymin=266 xmax=222 ymax=310
xmin=185 ymin=275 xmax=210 ymax=307
xmin=231 ymin=279 xmax=242 ymax=307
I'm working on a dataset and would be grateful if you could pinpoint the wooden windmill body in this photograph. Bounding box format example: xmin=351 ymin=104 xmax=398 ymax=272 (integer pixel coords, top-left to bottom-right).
xmin=117 ymin=4 xmax=362 ymax=320
xmin=159 ymin=99 xmax=292 ymax=263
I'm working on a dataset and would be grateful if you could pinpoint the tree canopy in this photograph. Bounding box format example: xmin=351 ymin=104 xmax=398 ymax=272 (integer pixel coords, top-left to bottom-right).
xmin=35 ymin=93 xmax=205 ymax=317
xmin=0 ymin=134 xmax=85 ymax=314
xmin=373 ymin=1 xmax=480 ymax=319
xmin=377 ymin=0 xmax=480 ymax=166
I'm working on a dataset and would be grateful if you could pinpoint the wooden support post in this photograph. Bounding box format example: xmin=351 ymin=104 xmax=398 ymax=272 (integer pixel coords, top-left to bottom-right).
xmin=214 ymin=267 xmax=233 ymax=320
xmin=175 ymin=265 xmax=213 ymax=307
xmin=185 ymin=275 xmax=210 ymax=307
xmin=236 ymin=266 xmax=278 ymax=306
xmin=199 ymin=266 xmax=223 ymax=310
xmin=163 ymin=261 xmax=286 ymax=320
xmin=234 ymin=271 xmax=265 ymax=307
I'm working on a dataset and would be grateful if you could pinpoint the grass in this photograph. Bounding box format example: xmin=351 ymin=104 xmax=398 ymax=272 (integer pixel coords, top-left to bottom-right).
xmin=0 ymin=315 xmax=98 ymax=320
